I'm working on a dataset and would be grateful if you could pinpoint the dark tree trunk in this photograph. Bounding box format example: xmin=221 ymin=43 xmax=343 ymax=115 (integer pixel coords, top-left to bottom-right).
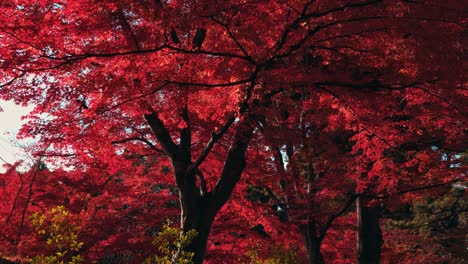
xmin=179 ymin=194 xmax=215 ymax=264
xmin=356 ymin=196 xmax=382 ymax=264
xmin=184 ymin=119 xmax=253 ymax=263
xmin=300 ymin=220 xmax=324 ymax=264
xmin=184 ymin=220 xmax=212 ymax=264
xmin=145 ymin=110 xmax=254 ymax=264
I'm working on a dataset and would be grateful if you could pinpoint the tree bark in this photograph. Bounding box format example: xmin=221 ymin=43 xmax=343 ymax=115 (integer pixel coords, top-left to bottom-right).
xmin=300 ymin=220 xmax=324 ymax=264
xmin=356 ymin=196 xmax=382 ymax=264
xmin=178 ymin=193 xmax=216 ymax=264
xmin=145 ymin=110 xmax=254 ymax=263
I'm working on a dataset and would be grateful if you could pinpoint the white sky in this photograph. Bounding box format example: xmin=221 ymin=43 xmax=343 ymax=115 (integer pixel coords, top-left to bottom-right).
xmin=0 ymin=100 xmax=34 ymax=172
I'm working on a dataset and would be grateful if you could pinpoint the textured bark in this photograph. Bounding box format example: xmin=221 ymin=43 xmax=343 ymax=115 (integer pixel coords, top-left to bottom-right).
xmin=356 ymin=196 xmax=382 ymax=264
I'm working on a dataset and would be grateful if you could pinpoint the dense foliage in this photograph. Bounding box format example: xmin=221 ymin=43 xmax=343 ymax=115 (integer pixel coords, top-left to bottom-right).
xmin=0 ymin=0 xmax=466 ymax=263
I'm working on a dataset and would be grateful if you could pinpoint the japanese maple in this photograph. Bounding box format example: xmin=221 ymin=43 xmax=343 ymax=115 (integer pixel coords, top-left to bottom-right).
xmin=0 ymin=0 xmax=466 ymax=263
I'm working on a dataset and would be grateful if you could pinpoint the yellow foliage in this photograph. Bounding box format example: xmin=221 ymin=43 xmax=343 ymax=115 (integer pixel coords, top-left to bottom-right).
xmin=29 ymin=206 xmax=84 ymax=264
xmin=145 ymin=220 xmax=198 ymax=264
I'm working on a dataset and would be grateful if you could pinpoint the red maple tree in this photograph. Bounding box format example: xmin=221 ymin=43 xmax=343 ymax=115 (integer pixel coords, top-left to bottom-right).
xmin=0 ymin=0 xmax=465 ymax=263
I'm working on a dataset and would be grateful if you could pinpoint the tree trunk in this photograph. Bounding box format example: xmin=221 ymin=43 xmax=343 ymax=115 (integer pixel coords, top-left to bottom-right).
xmin=300 ymin=220 xmax=324 ymax=264
xmin=356 ymin=196 xmax=382 ymax=264
xmin=145 ymin=109 xmax=254 ymax=264
xmin=184 ymin=219 xmax=212 ymax=264
xmin=177 ymin=189 xmax=216 ymax=264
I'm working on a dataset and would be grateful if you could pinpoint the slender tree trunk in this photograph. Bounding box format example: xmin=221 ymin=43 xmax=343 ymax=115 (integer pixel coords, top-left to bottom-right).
xmin=300 ymin=220 xmax=324 ymax=264
xmin=356 ymin=196 xmax=382 ymax=264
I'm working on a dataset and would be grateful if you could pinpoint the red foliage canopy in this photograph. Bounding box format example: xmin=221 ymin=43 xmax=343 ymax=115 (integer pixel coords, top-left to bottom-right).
xmin=0 ymin=0 xmax=465 ymax=263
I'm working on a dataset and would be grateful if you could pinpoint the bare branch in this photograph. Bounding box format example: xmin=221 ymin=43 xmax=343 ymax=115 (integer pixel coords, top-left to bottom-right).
xmin=100 ymin=82 xmax=170 ymax=114
xmin=319 ymin=194 xmax=358 ymax=241
xmin=165 ymin=44 xmax=251 ymax=61
xmin=165 ymin=78 xmax=251 ymax=88
xmin=274 ymin=0 xmax=383 ymax=52
xmin=111 ymin=136 xmax=164 ymax=154
xmin=0 ymin=73 xmax=26 ymax=89
xmin=367 ymin=179 xmax=462 ymax=199
xmin=210 ymin=16 xmax=255 ymax=64
xmin=415 ymin=86 xmax=466 ymax=116
xmin=304 ymin=0 xmax=382 ymax=19
xmin=6 ymin=166 xmax=24 ymax=224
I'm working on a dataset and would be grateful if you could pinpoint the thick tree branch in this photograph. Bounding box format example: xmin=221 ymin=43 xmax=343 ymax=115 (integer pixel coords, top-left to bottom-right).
xmin=37 ymin=42 xmax=252 ymax=73
xmin=179 ymin=104 xmax=192 ymax=158
xmin=144 ymin=109 xmax=179 ymax=158
xmin=210 ymin=116 xmax=254 ymax=212
xmin=315 ymin=80 xmax=420 ymax=91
